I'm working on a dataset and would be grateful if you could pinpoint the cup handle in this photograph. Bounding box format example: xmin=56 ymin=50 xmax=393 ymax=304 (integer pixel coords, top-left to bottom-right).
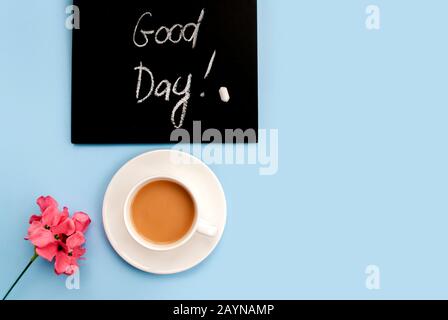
xmin=197 ymin=218 xmax=218 ymax=237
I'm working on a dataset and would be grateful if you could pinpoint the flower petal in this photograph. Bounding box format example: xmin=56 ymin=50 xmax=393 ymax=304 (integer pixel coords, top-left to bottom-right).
xmin=28 ymin=228 xmax=55 ymax=248
xmin=52 ymin=218 xmax=75 ymax=236
xmin=60 ymin=207 xmax=70 ymax=221
xmin=66 ymin=231 xmax=85 ymax=249
xmin=54 ymin=251 xmax=70 ymax=275
xmin=55 ymin=252 xmax=79 ymax=275
xmin=72 ymin=212 xmax=91 ymax=233
xmin=72 ymin=246 xmax=86 ymax=258
xmin=37 ymin=196 xmax=58 ymax=213
xmin=36 ymin=242 xmax=58 ymax=261
xmin=29 ymin=214 xmax=42 ymax=224
xmin=26 ymin=221 xmax=42 ymax=239
xmin=41 ymin=206 xmax=62 ymax=227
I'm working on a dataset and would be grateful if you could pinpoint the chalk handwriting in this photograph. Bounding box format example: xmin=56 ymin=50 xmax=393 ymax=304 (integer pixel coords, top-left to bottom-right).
xmin=135 ymin=62 xmax=192 ymax=129
xmin=133 ymin=9 xmax=206 ymax=129
xmin=133 ymin=9 xmax=205 ymax=49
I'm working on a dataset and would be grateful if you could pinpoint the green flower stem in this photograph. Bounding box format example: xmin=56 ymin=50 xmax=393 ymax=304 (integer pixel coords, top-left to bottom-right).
xmin=2 ymin=252 xmax=39 ymax=300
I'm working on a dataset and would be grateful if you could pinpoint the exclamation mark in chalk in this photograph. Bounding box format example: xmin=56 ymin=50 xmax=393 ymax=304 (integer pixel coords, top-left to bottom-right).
xmin=200 ymin=50 xmax=216 ymax=98
xmin=200 ymin=50 xmax=230 ymax=103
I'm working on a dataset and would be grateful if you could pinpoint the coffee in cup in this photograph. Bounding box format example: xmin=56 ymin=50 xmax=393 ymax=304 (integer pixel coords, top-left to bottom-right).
xmin=124 ymin=176 xmax=217 ymax=251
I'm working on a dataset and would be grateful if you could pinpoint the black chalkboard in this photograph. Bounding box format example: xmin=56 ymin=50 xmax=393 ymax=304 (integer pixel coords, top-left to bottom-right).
xmin=71 ymin=0 xmax=258 ymax=144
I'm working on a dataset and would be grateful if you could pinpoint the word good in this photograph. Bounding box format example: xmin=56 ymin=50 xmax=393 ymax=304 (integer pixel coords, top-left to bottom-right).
xmin=133 ymin=9 xmax=205 ymax=49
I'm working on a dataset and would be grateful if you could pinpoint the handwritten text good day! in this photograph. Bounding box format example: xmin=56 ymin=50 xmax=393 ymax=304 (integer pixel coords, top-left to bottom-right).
xmin=133 ymin=9 xmax=205 ymax=128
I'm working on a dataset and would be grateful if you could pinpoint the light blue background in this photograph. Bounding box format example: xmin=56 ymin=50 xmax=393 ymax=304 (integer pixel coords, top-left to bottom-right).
xmin=1 ymin=0 xmax=447 ymax=299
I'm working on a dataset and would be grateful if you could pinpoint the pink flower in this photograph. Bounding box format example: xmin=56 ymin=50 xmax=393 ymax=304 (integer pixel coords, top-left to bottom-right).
xmin=54 ymin=232 xmax=86 ymax=275
xmin=36 ymin=196 xmax=59 ymax=213
xmin=35 ymin=213 xmax=77 ymax=261
xmin=72 ymin=212 xmax=91 ymax=233
xmin=26 ymin=199 xmax=72 ymax=241
xmin=26 ymin=206 xmax=71 ymax=261
xmin=25 ymin=196 xmax=89 ymax=265
xmin=5 ymin=196 xmax=91 ymax=300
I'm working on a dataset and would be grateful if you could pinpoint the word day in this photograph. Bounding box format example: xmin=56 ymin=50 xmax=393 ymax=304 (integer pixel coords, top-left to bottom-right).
xmin=134 ymin=62 xmax=192 ymax=129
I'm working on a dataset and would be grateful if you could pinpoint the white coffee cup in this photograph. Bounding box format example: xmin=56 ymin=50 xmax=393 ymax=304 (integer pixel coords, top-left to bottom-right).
xmin=124 ymin=176 xmax=218 ymax=251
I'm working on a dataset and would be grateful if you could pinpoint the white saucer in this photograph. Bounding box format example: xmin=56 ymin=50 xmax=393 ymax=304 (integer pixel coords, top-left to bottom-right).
xmin=102 ymin=150 xmax=227 ymax=274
